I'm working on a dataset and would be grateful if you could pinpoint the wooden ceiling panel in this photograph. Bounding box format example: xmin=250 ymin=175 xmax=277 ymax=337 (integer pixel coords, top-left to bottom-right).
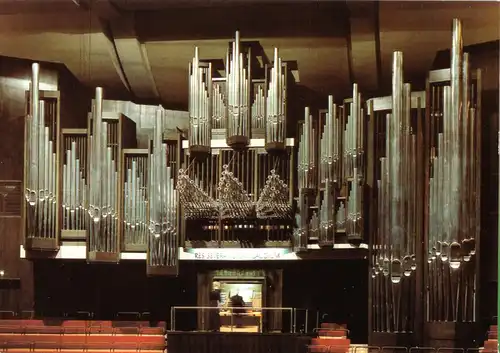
xmin=378 ymin=1 xmax=500 ymax=87
xmin=145 ymin=37 xmax=349 ymax=109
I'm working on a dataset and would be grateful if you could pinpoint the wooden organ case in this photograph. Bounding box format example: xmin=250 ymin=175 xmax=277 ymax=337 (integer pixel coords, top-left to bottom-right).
xmin=23 ymin=63 xmax=61 ymax=252
xmin=179 ymin=32 xmax=296 ymax=250
xmin=86 ymin=98 xmax=137 ymax=263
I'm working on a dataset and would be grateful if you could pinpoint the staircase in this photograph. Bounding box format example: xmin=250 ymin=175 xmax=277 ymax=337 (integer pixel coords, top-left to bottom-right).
xmin=0 ymin=319 xmax=166 ymax=352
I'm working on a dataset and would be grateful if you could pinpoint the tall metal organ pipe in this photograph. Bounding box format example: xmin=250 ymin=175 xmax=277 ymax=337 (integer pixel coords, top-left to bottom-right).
xmin=426 ymin=18 xmax=479 ymax=323
xmin=265 ymin=47 xmax=286 ymax=152
xmin=226 ymin=31 xmax=251 ymax=149
xmin=148 ymin=107 xmax=178 ymax=271
xmin=24 ymin=63 xmax=58 ymax=244
xmin=87 ymin=87 xmax=119 ymax=256
xmin=189 ymin=47 xmax=212 ymax=155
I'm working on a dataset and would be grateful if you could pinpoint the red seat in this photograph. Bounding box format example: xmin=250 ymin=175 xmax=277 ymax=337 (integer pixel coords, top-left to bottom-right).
xmin=318 ymin=329 xmax=347 ymax=338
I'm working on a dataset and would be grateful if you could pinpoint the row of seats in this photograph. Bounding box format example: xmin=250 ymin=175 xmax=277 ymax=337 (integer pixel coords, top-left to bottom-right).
xmin=309 ymin=323 xmax=351 ymax=353
xmin=0 ymin=319 xmax=165 ymax=335
xmin=0 ymin=319 xmax=166 ymax=352
xmin=483 ymin=325 xmax=497 ymax=353
xmin=0 ymin=310 xmax=158 ymax=321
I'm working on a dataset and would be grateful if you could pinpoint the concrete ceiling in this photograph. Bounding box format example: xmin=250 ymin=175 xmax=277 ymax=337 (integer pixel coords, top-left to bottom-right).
xmin=0 ymin=0 xmax=497 ymax=109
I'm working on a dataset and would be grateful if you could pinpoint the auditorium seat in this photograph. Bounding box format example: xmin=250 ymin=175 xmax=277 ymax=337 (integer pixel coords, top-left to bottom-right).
xmin=481 ymin=325 xmax=498 ymax=353
xmin=309 ymin=323 xmax=350 ymax=353
xmin=0 ymin=319 xmax=166 ymax=352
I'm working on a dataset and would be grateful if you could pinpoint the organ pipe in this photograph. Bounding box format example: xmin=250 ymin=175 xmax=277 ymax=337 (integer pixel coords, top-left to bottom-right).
xmin=61 ymin=130 xmax=87 ymax=240
xmin=370 ymin=52 xmax=422 ymax=333
xmin=426 ymin=18 xmax=480 ymax=323
xmin=87 ymin=87 xmax=119 ymax=262
xmin=294 ymin=107 xmax=317 ymax=251
xmin=189 ymin=47 xmax=212 ymax=155
xmin=318 ymin=96 xmax=340 ymax=247
xmin=147 ymin=107 xmax=178 ymax=275
xmin=265 ymin=48 xmax=287 ymax=152
xmin=226 ymin=31 xmax=251 ymax=149
xmin=123 ymin=151 xmax=148 ymax=251
xmin=24 ymin=63 xmax=59 ymax=250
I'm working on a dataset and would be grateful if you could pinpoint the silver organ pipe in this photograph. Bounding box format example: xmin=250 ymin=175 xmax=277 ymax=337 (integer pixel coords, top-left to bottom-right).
xmin=344 ymin=84 xmax=365 ymax=244
xmin=344 ymin=84 xmax=365 ymax=180
xmin=189 ymin=47 xmax=212 ymax=155
xmin=123 ymin=150 xmax=149 ymax=251
xmin=87 ymin=87 xmax=119 ymax=262
xmin=370 ymin=52 xmax=424 ymax=333
xmin=61 ymin=130 xmax=88 ymax=240
xmin=318 ymin=96 xmax=340 ymax=247
xmin=294 ymin=107 xmax=317 ymax=251
xmin=265 ymin=48 xmax=287 ymax=152
xmin=24 ymin=63 xmax=59 ymax=250
xmin=212 ymin=81 xmax=227 ymax=136
xmin=226 ymin=31 xmax=251 ymax=149
xmin=148 ymin=107 xmax=178 ymax=275
xmin=251 ymin=83 xmax=266 ymax=138
xmin=426 ymin=19 xmax=480 ymax=323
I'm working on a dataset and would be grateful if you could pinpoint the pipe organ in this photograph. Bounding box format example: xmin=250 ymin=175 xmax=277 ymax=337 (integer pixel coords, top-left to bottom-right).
xmin=368 ymin=53 xmax=426 ymax=336
xmin=367 ymin=18 xmax=482 ymax=348
xmin=60 ymin=129 xmax=88 ymax=241
xmin=147 ymin=108 xmax=179 ymax=276
xmin=189 ymin=47 xmax=212 ymax=155
xmin=23 ymin=63 xmax=61 ymax=251
xmin=343 ymin=85 xmax=366 ymax=244
xmin=424 ymin=18 xmax=481 ymax=333
xmin=21 ymin=18 xmax=484 ymax=296
xmin=122 ymin=149 xmax=149 ymax=252
xmin=226 ymin=31 xmax=251 ymax=149
xmin=265 ymin=48 xmax=287 ymax=152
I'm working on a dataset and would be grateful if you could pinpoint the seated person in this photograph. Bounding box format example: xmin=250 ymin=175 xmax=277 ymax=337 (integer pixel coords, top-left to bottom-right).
xmin=230 ymin=292 xmax=246 ymax=328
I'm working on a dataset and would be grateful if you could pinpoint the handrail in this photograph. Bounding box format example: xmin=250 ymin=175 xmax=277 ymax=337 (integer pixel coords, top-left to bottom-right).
xmin=170 ymin=305 xmax=294 ymax=333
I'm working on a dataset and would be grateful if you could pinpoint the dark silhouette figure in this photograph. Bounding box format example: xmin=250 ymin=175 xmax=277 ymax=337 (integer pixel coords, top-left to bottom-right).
xmin=230 ymin=293 xmax=246 ymax=328
xmin=209 ymin=287 xmax=221 ymax=331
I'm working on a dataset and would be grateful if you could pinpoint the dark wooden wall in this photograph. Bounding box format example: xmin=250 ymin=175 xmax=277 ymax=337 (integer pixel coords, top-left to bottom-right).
xmin=0 ymin=56 xmax=91 ymax=313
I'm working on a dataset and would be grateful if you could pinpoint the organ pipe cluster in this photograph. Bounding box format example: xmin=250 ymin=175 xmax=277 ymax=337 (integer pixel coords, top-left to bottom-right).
xmin=87 ymin=87 xmax=119 ymax=258
xmin=188 ymin=47 xmax=212 ymax=154
xmin=317 ymin=96 xmax=340 ymax=246
xmin=123 ymin=152 xmax=148 ymax=250
xmin=251 ymin=84 xmax=266 ymax=135
xmin=344 ymin=84 xmax=365 ymax=180
xmin=148 ymin=107 xmax=178 ymax=271
xmin=371 ymin=52 xmax=419 ymax=333
xmin=187 ymin=32 xmax=289 ymax=153
xmin=226 ymin=31 xmax=251 ymax=149
xmin=24 ymin=63 xmax=59 ymax=248
xmin=62 ymin=138 xmax=87 ymax=232
xmin=427 ymin=19 xmax=479 ymax=323
xmin=294 ymin=107 xmax=317 ymax=250
xmin=265 ymin=48 xmax=287 ymax=151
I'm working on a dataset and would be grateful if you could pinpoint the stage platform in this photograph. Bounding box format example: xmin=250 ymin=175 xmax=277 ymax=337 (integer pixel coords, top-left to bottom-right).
xmin=167 ymin=331 xmax=311 ymax=353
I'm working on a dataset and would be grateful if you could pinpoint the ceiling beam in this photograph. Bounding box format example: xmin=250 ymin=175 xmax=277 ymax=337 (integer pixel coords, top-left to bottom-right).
xmin=347 ymin=1 xmax=380 ymax=93
xmin=107 ymin=12 xmax=160 ymax=100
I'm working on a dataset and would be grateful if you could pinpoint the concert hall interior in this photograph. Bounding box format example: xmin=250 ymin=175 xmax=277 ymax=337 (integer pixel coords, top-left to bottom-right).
xmin=0 ymin=1 xmax=498 ymax=353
